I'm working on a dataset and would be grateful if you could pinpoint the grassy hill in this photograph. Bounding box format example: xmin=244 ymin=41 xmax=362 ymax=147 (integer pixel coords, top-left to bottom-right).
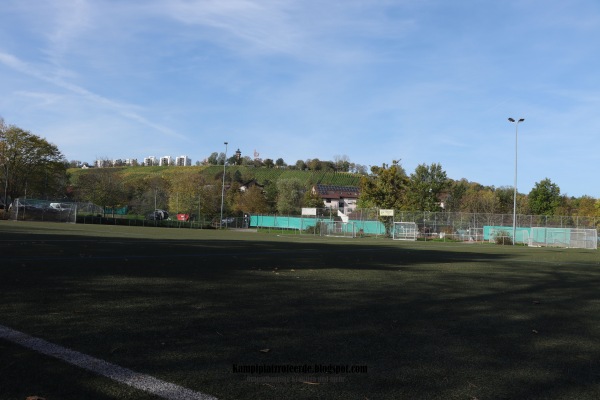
xmin=68 ymin=165 xmax=363 ymax=187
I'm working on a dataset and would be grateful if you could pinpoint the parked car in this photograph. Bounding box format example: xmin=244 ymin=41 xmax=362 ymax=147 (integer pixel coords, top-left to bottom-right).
xmin=177 ymin=213 xmax=190 ymax=222
xmin=146 ymin=209 xmax=169 ymax=221
xmin=49 ymin=202 xmax=72 ymax=211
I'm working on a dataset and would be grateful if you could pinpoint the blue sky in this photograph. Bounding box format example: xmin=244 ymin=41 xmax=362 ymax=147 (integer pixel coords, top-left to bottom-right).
xmin=1 ymin=0 xmax=599 ymax=197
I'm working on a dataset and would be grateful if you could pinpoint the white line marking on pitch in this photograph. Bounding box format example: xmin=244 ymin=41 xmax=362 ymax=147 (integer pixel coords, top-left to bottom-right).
xmin=0 ymin=324 xmax=217 ymax=400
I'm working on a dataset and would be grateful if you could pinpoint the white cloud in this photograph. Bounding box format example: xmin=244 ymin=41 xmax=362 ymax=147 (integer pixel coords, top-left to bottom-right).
xmin=156 ymin=0 xmax=416 ymax=63
xmin=159 ymin=0 xmax=304 ymax=54
xmin=45 ymin=0 xmax=93 ymax=57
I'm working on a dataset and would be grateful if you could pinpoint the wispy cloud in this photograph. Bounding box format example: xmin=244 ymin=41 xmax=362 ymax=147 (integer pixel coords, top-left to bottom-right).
xmin=44 ymin=0 xmax=93 ymax=60
xmin=158 ymin=0 xmax=415 ymax=63
xmin=0 ymin=51 xmax=187 ymax=140
xmin=160 ymin=0 xmax=305 ymax=55
xmin=2 ymin=0 xmax=600 ymax=196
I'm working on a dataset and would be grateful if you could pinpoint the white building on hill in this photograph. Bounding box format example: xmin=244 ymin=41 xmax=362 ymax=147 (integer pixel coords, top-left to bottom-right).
xmin=159 ymin=156 xmax=172 ymax=166
xmin=176 ymin=155 xmax=191 ymax=166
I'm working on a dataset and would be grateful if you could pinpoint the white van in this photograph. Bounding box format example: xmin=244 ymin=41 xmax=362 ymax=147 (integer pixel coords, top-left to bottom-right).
xmin=49 ymin=203 xmax=71 ymax=211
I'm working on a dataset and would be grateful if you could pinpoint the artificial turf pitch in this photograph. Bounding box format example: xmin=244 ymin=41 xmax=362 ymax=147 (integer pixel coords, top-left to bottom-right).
xmin=1 ymin=221 xmax=600 ymax=400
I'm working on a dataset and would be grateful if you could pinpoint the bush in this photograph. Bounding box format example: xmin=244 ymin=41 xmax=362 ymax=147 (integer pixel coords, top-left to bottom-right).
xmin=493 ymin=230 xmax=513 ymax=245
xmin=304 ymin=224 xmax=321 ymax=235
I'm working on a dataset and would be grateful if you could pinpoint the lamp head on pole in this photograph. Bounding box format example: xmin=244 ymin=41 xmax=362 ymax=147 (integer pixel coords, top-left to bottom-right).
xmin=508 ymin=117 xmax=525 ymax=124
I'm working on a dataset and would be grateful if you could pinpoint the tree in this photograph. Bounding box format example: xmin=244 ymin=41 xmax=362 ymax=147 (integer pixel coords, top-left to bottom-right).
xmin=572 ymin=195 xmax=598 ymax=217
xmin=494 ymin=186 xmax=515 ymax=214
xmin=528 ymin=178 xmax=562 ymax=215
xmin=263 ymin=181 xmax=278 ymax=212
xmin=233 ymin=185 xmax=270 ymax=214
xmin=307 ymin=158 xmax=322 ymax=171
xmin=294 ymin=160 xmax=307 ymax=170
xmin=555 ymin=195 xmax=573 ymax=217
xmin=167 ymin=171 xmax=204 ymax=215
xmin=351 ymin=164 xmax=368 ymax=175
xmin=225 ymin=181 xmax=242 ymax=214
xmin=320 ymin=160 xmax=336 ymax=172
xmin=75 ymin=168 xmax=127 ymax=216
xmin=264 ymin=158 xmax=275 ymax=168
xmin=334 ymin=155 xmax=351 ymax=172
xmin=240 ymin=156 xmax=254 ymax=166
xmin=275 ymin=158 xmax=286 ymax=168
xmin=207 ymin=152 xmax=219 ymax=165
xmin=444 ymin=179 xmax=469 ymax=212
xmin=0 ymin=118 xmax=7 ymax=208
xmin=276 ymin=178 xmax=304 ymax=214
xmin=199 ymin=183 xmax=223 ymax=219
xmin=358 ymin=161 xmax=408 ymax=210
xmin=227 ymin=155 xmax=238 ymax=165
xmin=358 ymin=161 xmax=408 ymax=235
xmin=463 ymin=189 xmax=499 ymax=214
xmin=303 ymin=187 xmax=324 ymax=209
xmin=405 ymin=163 xmax=450 ymax=211
xmin=119 ymin=175 xmax=170 ymax=216
xmin=0 ymin=124 xmax=67 ymax=202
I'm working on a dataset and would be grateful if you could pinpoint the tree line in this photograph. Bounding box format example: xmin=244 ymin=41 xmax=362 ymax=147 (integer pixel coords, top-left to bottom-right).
xmin=173 ymin=151 xmax=368 ymax=174
xmin=1 ymin=117 xmax=599 ymax=220
xmin=358 ymin=161 xmax=598 ymax=217
xmin=0 ymin=118 xmax=67 ymax=207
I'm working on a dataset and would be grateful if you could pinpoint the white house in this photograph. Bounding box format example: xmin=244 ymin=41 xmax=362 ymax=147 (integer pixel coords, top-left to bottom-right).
xmin=311 ymin=184 xmax=360 ymax=214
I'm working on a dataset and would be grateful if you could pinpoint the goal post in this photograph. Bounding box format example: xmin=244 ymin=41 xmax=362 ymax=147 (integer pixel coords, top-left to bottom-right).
xmin=319 ymin=221 xmax=357 ymax=238
xmin=393 ymin=222 xmax=418 ymax=241
xmin=10 ymin=198 xmax=78 ymax=223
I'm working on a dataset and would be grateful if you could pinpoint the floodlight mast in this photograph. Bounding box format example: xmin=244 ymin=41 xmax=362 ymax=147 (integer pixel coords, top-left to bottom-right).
xmin=0 ymin=136 xmax=7 ymax=219
xmin=220 ymin=141 xmax=228 ymax=228
xmin=508 ymin=117 xmax=525 ymax=245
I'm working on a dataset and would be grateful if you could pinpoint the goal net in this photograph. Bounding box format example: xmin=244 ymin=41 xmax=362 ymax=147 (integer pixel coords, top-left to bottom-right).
xmin=528 ymin=227 xmax=598 ymax=249
xmin=393 ymin=222 xmax=418 ymax=241
xmin=319 ymin=221 xmax=357 ymax=238
xmin=8 ymin=198 xmax=103 ymax=223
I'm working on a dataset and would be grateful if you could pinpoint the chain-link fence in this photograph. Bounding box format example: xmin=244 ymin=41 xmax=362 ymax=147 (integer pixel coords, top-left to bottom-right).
xmin=6 ymin=198 xmax=247 ymax=230
xmin=249 ymin=208 xmax=600 ymax=241
xmin=6 ymin=200 xmax=599 ymax=241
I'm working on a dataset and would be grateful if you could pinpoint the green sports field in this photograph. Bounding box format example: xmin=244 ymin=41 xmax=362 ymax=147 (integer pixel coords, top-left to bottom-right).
xmin=1 ymin=221 xmax=600 ymax=400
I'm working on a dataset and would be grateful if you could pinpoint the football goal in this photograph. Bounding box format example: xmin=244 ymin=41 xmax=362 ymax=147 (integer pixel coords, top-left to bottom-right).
xmin=528 ymin=227 xmax=597 ymax=249
xmin=393 ymin=222 xmax=418 ymax=241
xmin=8 ymin=198 xmax=106 ymax=223
xmin=9 ymin=198 xmax=78 ymax=223
xmin=319 ymin=221 xmax=357 ymax=238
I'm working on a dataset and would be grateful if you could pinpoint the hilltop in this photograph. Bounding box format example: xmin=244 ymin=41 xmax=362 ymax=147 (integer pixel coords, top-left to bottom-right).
xmin=67 ymin=165 xmax=363 ymax=187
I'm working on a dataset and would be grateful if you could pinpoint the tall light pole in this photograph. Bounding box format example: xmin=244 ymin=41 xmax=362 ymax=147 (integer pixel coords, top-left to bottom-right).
xmin=220 ymin=141 xmax=228 ymax=228
xmin=0 ymin=137 xmax=7 ymax=219
xmin=508 ymin=117 xmax=524 ymax=245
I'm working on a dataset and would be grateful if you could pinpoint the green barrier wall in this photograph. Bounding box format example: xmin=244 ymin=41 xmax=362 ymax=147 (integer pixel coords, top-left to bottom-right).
xmin=250 ymin=215 xmax=386 ymax=235
xmin=483 ymin=226 xmax=531 ymax=243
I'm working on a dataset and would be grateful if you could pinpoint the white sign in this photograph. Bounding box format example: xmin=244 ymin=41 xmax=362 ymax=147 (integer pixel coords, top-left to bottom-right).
xmin=302 ymin=208 xmax=317 ymax=216
xmin=379 ymin=209 xmax=395 ymax=217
